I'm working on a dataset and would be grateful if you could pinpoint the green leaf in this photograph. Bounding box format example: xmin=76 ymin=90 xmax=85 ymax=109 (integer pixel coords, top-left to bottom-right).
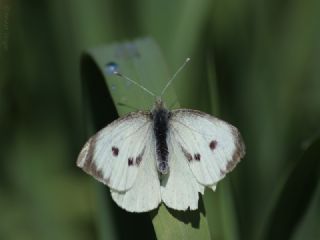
xmin=261 ymin=138 xmax=320 ymax=240
xmin=81 ymin=37 xmax=211 ymax=239
xmin=151 ymin=204 xmax=211 ymax=240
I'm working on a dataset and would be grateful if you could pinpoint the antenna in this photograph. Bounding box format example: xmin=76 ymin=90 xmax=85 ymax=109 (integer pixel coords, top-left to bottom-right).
xmin=112 ymin=57 xmax=190 ymax=99
xmin=113 ymin=71 xmax=156 ymax=98
xmin=160 ymin=57 xmax=190 ymax=97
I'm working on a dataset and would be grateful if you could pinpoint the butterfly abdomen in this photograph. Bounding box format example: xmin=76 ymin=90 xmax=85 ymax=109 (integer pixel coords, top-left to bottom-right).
xmin=152 ymin=107 xmax=170 ymax=174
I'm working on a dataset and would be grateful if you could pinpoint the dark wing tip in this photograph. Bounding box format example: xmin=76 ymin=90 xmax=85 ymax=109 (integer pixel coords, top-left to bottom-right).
xmin=76 ymin=141 xmax=90 ymax=168
xmin=226 ymin=127 xmax=246 ymax=172
xmin=76 ymin=136 xmax=109 ymax=184
xmin=77 ymin=136 xmax=95 ymax=167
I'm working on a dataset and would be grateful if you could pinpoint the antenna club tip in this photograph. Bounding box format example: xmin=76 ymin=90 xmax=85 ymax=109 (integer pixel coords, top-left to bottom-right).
xmin=186 ymin=57 xmax=191 ymax=62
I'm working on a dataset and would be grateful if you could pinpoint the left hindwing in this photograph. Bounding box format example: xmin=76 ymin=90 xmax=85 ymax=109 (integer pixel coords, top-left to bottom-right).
xmin=169 ymin=109 xmax=245 ymax=186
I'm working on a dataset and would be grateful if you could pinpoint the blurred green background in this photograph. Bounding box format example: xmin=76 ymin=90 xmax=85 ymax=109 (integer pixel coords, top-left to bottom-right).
xmin=1 ymin=0 xmax=320 ymax=239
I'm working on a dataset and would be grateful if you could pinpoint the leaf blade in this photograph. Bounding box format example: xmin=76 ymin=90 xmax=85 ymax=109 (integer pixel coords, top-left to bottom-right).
xmin=82 ymin=37 xmax=211 ymax=240
xmin=262 ymin=138 xmax=320 ymax=240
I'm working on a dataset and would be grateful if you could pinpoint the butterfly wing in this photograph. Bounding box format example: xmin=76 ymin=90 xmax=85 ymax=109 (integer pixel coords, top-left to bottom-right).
xmin=111 ymin=137 xmax=161 ymax=212
xmin=160 ymin=134 xmax=205 ymax=210
xmin=77 ymin=111 xmax=152 ymax=192
xmin=169 ymin=109 xmax=245 ymax=187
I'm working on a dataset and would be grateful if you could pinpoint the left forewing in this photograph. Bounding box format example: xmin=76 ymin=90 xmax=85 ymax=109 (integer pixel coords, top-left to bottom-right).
xmin=77 ymin=111 xmax=152 ymax=192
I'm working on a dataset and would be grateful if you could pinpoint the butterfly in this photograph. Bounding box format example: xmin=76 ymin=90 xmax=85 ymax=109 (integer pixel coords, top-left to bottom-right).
xmin=77 ymin=58 xmax=245 ymax=212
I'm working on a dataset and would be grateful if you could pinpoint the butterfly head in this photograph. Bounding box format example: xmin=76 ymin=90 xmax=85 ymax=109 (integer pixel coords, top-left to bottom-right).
xmin=154 ymin=96 xmax=166 ymax=109
xmin=151 ymin=97 xmax=170 ymax=118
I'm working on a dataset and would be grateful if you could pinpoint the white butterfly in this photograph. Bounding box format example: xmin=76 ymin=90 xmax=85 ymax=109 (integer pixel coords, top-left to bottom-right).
xmin=77 ymin=58 xmax=245 ymax=212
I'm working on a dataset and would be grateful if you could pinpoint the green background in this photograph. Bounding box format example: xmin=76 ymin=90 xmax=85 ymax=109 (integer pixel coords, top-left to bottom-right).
xmin=1 ymin=0 xmax=320 ymax=239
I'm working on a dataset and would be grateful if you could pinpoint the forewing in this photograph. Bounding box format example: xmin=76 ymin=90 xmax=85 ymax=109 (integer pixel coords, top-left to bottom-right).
xmin=160 ymin=133 xmax=205 ymax=211
xmin=111 ymin=137 xmax=161 ymax=212
xmin=77 ymin=111 xmax=152 ymax=191
xmin=170 ymin=109 xmax=245 ymax=186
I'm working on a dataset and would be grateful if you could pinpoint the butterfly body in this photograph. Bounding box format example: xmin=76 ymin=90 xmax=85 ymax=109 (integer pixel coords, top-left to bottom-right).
xmin=152 ymin=99 xmax=171 ymax=175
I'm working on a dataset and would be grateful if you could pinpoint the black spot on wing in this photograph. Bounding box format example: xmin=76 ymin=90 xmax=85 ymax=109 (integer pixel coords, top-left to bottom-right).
xmin=194 ymin=153 xmax=201 ymax=161
xmin=209 ymin=140 xmax=217 ymax=150
xmin=128 ymin=157 xmax=134 ymax=166
xmin=127 ymin=147 xmax=146 ymax=167
xmin=112 ymin=146 xmax=119 ymax=156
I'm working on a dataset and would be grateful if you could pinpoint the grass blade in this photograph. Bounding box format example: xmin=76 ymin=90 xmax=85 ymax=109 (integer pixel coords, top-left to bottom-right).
xmin=81 ymin=37 xmax=211 ymax=239
xmin=261 ymin=138 xmax=320 ymax=240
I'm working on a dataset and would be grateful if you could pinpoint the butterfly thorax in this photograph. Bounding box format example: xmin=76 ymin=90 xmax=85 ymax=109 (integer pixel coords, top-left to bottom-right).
xmin=152 ymin=99 xmax=170 ymax=175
